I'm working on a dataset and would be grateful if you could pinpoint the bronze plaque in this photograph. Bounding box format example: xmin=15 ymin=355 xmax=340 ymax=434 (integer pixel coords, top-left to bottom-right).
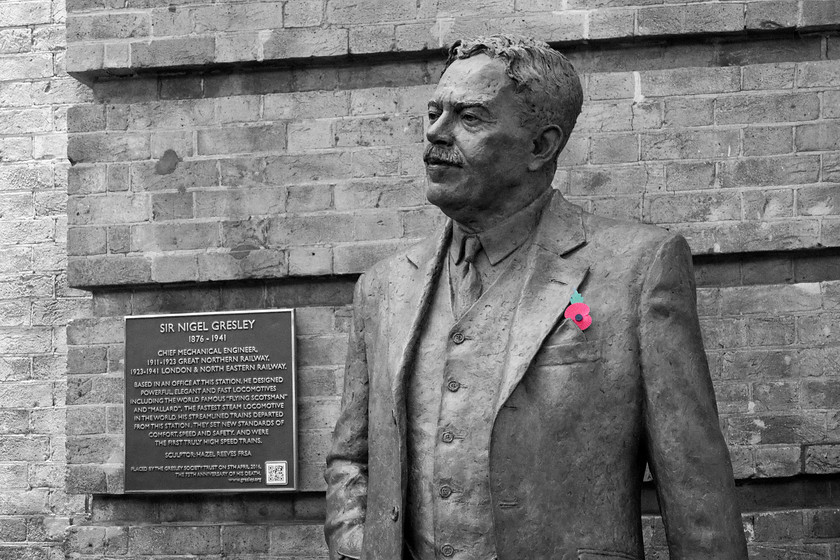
xmin=124 ymin=309 xmax=297 ymax=493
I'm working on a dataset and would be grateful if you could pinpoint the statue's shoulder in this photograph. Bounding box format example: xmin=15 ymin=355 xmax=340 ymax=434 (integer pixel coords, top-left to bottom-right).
xmin=361 ymin=229 xmax=444 ymax=283
xmin=574 ymin=204 xmax=680 ymax=256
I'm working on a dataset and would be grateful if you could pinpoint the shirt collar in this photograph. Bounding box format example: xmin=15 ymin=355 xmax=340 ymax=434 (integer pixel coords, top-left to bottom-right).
xmin=451 ymin=188 xmax=553 ymax=266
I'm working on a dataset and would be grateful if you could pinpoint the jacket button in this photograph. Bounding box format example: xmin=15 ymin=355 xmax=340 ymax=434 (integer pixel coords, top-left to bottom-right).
xmin=446 ymin=380 xmax=460 ymax=392
xmin=390 ymin=506 xmax=399 ymax=521
xmin=439 ymin=485 xmax=452 ymax=499
xmin=440 ymin=544 xmax=455 ymax=557
xmin=451 ymin=331 xmax=465 ymax=344
xmin=441 ymin=431 xmax=455 ymax=443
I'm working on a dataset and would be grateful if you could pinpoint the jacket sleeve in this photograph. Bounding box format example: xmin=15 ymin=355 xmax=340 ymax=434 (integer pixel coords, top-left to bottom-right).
xmin=324 ymin=274 xmax=370 ymax=560
xmin=639 ymin=234 xmax=748 ymax=560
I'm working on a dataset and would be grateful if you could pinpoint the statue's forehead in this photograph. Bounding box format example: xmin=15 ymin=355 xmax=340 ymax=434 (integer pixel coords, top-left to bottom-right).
xmin=432 ymin=55 xmax=513 ymax=104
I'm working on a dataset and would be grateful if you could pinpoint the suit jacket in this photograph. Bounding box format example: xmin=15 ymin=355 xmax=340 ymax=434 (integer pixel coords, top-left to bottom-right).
xmin=325 ymin=192 xmax=748 ymax=560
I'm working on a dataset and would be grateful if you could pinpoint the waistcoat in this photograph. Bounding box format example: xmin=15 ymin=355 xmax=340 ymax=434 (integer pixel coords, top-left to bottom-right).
xmin=405 ymin=253 xmax=527 ymax=560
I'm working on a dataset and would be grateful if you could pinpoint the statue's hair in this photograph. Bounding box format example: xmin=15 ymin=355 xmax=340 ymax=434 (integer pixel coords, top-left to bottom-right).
xmin=445 ymin=35 xmax=583 ymax=154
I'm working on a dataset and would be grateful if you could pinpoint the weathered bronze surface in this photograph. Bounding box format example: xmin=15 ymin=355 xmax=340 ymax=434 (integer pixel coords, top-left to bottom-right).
xmin=325 ymin=36 xmax=748 ymax=560
xmin=124 ymin=309 xmax=297 ymax=493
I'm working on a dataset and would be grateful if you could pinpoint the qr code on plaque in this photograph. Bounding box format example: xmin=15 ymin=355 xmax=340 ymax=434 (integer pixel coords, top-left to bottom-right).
xmin=265 ymin=461 xmax=288 ymax=485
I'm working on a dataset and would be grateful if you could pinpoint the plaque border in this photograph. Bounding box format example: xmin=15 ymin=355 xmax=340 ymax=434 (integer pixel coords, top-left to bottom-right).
xmin=123 ymin=308 xmax=298 ymax=493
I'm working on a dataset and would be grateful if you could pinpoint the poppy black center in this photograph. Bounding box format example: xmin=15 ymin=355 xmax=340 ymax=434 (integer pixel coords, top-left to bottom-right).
xmin=575 ymin=314 xmax=583 ymax=322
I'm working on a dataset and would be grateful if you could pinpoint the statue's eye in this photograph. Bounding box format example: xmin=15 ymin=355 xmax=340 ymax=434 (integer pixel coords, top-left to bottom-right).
xmin=461 ymin=112 xmax=480 ymax=124
xmin=428 ymin=109 xmax=441 ymax=122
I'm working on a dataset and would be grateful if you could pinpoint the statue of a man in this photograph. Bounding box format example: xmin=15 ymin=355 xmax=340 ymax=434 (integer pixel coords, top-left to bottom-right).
xmin=325 ymin=35 xmax=748 ymax=560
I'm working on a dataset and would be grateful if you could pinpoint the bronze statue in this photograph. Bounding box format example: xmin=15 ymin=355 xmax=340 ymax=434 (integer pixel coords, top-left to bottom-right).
xmin=325 ymin=35 xmax=748 ymax=560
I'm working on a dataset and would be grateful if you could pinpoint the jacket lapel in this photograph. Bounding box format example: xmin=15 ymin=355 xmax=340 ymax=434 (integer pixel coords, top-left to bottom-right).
xmin=495 ymin=194 xmax=590 ymax=414
xmin=389 ymin=221 xmax=451 ymax=409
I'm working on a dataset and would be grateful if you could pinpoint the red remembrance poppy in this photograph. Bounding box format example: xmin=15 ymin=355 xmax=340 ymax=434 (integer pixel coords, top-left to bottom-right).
xmin=564 ymin=300 xmax=592 ymax=331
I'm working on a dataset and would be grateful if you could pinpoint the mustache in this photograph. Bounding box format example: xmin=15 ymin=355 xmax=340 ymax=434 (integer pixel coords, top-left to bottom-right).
xmin=423 ymin=145 xmax=464 ymax=166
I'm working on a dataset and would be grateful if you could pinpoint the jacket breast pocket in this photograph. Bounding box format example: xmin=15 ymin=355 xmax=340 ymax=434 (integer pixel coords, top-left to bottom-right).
xmin=535 ymin=341 xmax=602 ymax=366
xmin=578 ymin=549 xmax=640 ymax=560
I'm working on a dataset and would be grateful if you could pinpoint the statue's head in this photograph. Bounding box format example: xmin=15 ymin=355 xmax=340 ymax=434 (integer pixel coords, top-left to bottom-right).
xmin=424 ymin=35 xmax=583 ymax=230
xmin=445 ymin=36 xmax=583 ymax=155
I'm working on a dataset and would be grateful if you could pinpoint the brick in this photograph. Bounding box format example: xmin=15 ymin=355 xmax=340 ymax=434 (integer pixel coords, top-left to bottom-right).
xmin=66 ymin=407 xmax=106 ymax=435
xmin=796 ymin=61 xmax=840 ymax=88
xmin=68 ymin=194 xmax=149 ymax=226
xmin=0 ymin=436 xmax=49 ymax=462
xmin=753 ymin=510 xmax=804 ymax=541
xmin=334 ymin=178 xmax=425 ymax=210
xmin=151 ymin=253 xmax=198 ymax=283
xmin=636 ymin=6 xmax=681 ymax=36
xmin=742 ymin=63 xmax=796 ymax=90
xmin=746 ymin=1 xmax=798 ymax=30
xmin=195 ymin=187 xmax=285 ymax=219
xmin=151 ymin=192 xmax=193 ymax=221
xmin=131 ymin=222 xmax=219 ymax=252
xmin=578 ymin=101 xmax=632 ymax=133
xmin=131 ymin=36 xmax=215 ymax=68
xmin=264 ymin=91 xmax=349 ymax=120
xmin=798 ymin=185 xmax=840 ymax=216
xmin=588 ymin=8 xmax=634 ymax=40
xmin=754 ymin=445 xmax=801 ymax=477
xmin=823 ymin=91 xmax=840 ymax=119
xmin=742 ymin=189 xmax=793 ymax=220
xmin=0 ymin=2 xmax=50 ymax=27
xmin=267 ymin=523 xmax=329 ymax=556
xmin=130 ymin=99 xmax=215 ymax=129
xmin=67 ymin=227 xmax=106 ymax=256
xmin=0 ymin=28 xmax=31 ymax=55
xmin=130 ymin=159 xmax=219 ymax=192
xmin=683 ymin=3 xmax=745 ymax=33
xmin=665 ymin=161 xmax=715 ymax=191
xmin=68 ymin=133 xmax=150 ymax=164
xmin=129 ymin=526 xmax=221 ymax=555
xmin=805 ymin=444 xmax=840 ymax=474
xmin=195 ymin=249 xmax=286 ymax=281
xmin=663 ymin=98 xmax=714 ymax=128
xmin=288 ymin=119 xmax=334 ymax=152
xmin=743 ymin=126 xmax=793 ymax=156
xmin=727 ymin=414 xmax=824 ymax=446
xmin=590 ymin=133 xmax=638 ymax=164
xmin=645 ymin=192 xmax=740 ymax=223
xmin=641 ymin=67 xmax=740 ymax=97
xmin=802 ymin=379 xmax=840 ymax=409
xmin=326 ymin=0 xmax=415 ymax=25
xmin=349 ymin=24 xmax=395 ymax=55
xmin=197 ymin=124 xmax=286 ymax=156
xmin=67 ymin=255 xmax=152 ymax=287
xmin=67 ymin=13 xmax=149 ymax=41
xmin=334 ymin=115 xmax=422 ymax=147
xmin=570 ymin=164 xmax=664 ymax=196
xmin=284 ymin=0 xmax=323 ymax=27
xmin=801 ymin=0 xmax=840 ymax=27
xmin=444 ymin=13 xmax=587 ymax=45
xmin=718 ymin=155 xmax=820 ymax=188
xmin=288 ymin=247 xmax=333 ymax=276
xmin=716 ymin=93 xmax=819 ymax=125
xmin=263 ymin=27 xmax=348 ymax=59
xmin=641 ymin=129 xmax=739 ymax=160
xmin=587 ymin=72 xmax=634 ymax=101
xmin=796 ymin=121 xmax=840 ymax=152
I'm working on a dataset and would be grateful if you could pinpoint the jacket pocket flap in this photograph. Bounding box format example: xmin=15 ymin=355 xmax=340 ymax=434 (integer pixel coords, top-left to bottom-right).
xmin=578 ymin=549 xmax=639 ymax=560
xmin=536 ymin=341 xmax=602 ymax=365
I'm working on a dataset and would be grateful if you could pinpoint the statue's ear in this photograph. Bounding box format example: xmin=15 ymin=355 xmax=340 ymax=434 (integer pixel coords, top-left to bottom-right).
xmin=528 ymin=125 xmax=564 ymax=172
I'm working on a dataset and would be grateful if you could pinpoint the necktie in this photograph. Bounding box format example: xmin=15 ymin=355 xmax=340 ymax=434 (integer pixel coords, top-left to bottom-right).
xmin=455 ymin=235 xmax=483 ymax=317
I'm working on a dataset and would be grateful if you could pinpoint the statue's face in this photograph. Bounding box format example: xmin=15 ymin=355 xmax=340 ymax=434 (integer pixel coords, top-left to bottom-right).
xmin=424 ymin=54 xmax=535 ymax=223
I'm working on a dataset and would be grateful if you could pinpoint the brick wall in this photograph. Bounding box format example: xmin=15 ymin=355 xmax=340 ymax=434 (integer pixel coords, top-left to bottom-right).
xmin=64 ymin=55 xmax=840 ymax=287
xmin=0 ymin=0 xmax=93 ymax=559
xmin=63 ymin=0 xmax=840 ymax=73
xmin=0 ymin=0 xmax=827 ymax=557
